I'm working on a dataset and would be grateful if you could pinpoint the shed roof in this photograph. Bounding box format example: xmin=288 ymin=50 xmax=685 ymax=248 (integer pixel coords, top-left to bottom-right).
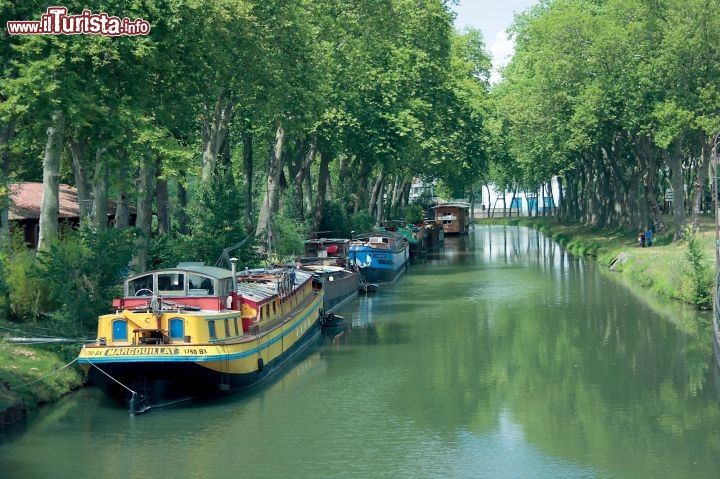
xmin=8 ymin=182 xmax=123 ymax=221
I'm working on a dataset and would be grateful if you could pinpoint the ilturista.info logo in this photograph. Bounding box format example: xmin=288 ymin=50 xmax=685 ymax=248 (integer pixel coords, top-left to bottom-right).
xmin=7 ymin=6 xmax=150 ymax=36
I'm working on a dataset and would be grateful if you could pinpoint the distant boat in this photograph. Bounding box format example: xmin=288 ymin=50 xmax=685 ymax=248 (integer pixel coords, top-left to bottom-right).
xmin=300 ymin=238 xmax=360 ymax=313
xmin=423 ymin=220 xmax=445 ymax=250
xmin=348 ymin=230 xmax=409 ymax=283
xmin=76 ymin=262 xmax=323 ymax=414
xmin=433 ymin=202 xmax=470 ymax=235
xmin=382 ymin=221 xmax=429 ymax=257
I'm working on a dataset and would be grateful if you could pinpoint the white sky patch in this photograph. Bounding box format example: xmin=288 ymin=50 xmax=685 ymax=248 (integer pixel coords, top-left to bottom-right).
xmin=452 ymin=0 xmax=538 ymax=84
xmin=488 ymin=29 xmax=515 ymax=84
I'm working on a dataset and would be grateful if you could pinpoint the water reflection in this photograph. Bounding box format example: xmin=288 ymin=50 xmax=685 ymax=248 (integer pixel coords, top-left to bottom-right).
xmin=2 ymin=226 xmax=719 ymax=479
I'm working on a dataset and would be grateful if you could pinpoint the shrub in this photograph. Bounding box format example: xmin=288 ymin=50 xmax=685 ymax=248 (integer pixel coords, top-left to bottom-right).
xmin=350 ymin=210 xmax=375 ymax=235
xmin=401 ymin=204 xmax=424 ymax=223
xmin=5 ymin=247 xmax=52 ymax=321
xmin=270 ymin=212 xmax=308 ymax=260
xmin=682 ymin=226 xmax=712 ymax=309
xmin=318 ymin=200 xmax=351 ymax=237
xmin=36 ymin=225 xmax=137 ymax=337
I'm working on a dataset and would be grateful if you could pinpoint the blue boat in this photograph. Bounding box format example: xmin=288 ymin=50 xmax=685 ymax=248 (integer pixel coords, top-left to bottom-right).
xmin=348 ymin=230 xmax=409 ymax=283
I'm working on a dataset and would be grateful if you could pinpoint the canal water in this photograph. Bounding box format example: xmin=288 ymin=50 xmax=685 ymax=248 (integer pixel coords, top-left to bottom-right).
xmin=1 ymin=225 xmax=719 ymax=479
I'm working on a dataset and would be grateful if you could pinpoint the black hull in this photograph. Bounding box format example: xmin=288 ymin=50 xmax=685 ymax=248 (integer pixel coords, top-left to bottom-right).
xmin=86 ymin=322 xmax=322 ymax=412
xmin=321 ymin=272 xmax=360 ymax=313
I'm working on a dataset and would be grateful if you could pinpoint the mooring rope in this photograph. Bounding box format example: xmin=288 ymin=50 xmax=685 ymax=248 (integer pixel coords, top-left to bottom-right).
xmin=85 ymin=360 xmax=137 ymax=395
xmin=12 ymin=356 xmax=79 ymax=390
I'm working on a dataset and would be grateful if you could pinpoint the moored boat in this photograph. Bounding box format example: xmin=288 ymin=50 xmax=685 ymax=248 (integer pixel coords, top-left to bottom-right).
xmin=348 ymin=230 xmax=409 ymax=283
xmin=434 ymin=202 xmax=470 ymax=235
xmin=382 ymin=221 xmax=428 ymax=257
xmin=76 ymin=262 xmax=322 ymax=414
xmin=300 ymin=238 xmax=360 ymax=313
xmin=423 ymin=219 xmax=445 ymax=250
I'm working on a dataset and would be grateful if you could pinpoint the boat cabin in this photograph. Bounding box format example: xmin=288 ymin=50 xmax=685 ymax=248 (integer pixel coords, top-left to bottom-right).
xmin=114 ymin=264 xmax=236 ymax=312
xmin=433 ymin=202 xmax=470 ymax=234
xmin=303 ymin=238 xmax=350 ymax=258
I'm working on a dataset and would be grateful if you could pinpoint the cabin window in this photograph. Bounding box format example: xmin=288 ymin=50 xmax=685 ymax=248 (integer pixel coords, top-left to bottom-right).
xmin=223 ymin=278 xmax=234 ymax=295
xmin=208 ymin=320 xmax=217 ymax=340
xmin=265 ymin=304 xmax=270 ymax=318
xmin=169 ymin=318 xmax=184 ymax=340
xmin=234 ymin=318 xmax=239 ymax=335
xmin=128 ymin=274 xmax=154 ymax=296
xmin=189 ymin=274 xmax=215 ymax=295
xmin=112 ymin=319 xmax=128 ymax=341
xmin=201 ymin=277 xmax=214 ymax=295
xmin=224 ymin=319 xmax=230 ymax=337
xmin=157 ymin=273 xmax=184 ymax=294
xmin=272 ymin=301 xmax=276 ymax=314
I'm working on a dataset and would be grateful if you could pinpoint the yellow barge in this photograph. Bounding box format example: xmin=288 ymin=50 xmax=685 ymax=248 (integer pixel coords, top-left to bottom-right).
xmin=77 ymin=262 xmax=322 ymax=413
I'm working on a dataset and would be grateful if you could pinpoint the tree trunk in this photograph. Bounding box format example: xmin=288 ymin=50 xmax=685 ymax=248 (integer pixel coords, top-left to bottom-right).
xmin=69 ymin=138 xmax=92 ymax=219
xmin=355 ymin=157 xmax=369 ymax=215
xmin=556 ymin=176 xmax=564 ymax=219
xmin=295 ymin=137 xmax=317 ymax=220
xmin=131 ymin=152 xmax=156 ymax=272
xmin=91 ymin=147 xmax=109 ymax=231
xmin=256 ymin=123 xmax=285 ymax=249
xmin=390 ymin=177 xmax=404 ymax=219
xmin=0 ymin=121 xmax=15 ymax=238
xmin=312 ymin=149 xmax=330 ymax=232
xmin=201 ymin=89 xmax=232 ymax=184
xmin=38 ymin=110 xmax=65 ymax=253
xmin=368 ymin=167 xmax=385 ymax=220
xmin=176 ymin=173 xmax=189 ymax=234
xmin=156 ymin=174 xmax=170 ymax=235
xmin=242 ymin=130 xmax=254 ymax=234
xmin=113 ymin=151 xmax=131 ymax=228
xmin=690 ymin=140 xmax=711 ymax=231
xmin=666 ymin=137 xmax=686 ymax=240
xmin=637 ymin=137 xmax=666 ymax=233
xmin=303 ymin=167 xmax=313 ymax=221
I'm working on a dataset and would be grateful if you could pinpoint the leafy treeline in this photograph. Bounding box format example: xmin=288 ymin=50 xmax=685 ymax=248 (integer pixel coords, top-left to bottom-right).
xmin=0 ymin=1 xmax=490 ymax=329
xmin=493 ymin=0 xmax=720 ymax=238
xmin=0 ymin=0 xmax=491 ymax=260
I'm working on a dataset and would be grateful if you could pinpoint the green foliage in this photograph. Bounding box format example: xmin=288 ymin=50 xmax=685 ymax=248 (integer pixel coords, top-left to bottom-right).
xmin=350 ymin=210 xmax=376 ymax=235
xmin=271 ymin=213 xmax=308 ymax=260
xmin=1 ymin=225 xmax=136 ymax=336
xmin=37 ymin=225 xmax=137 ymax=337
xmin=4 ymin=247 xmax=52 ymax=321
xmin=681 ymin=227 xmax=712 ymax=310
xmin=149 ymin=169 xmax=258 ymax=269
xmin=0 ymin=234 xmax=11 ymax=320
xmin=401 ymin=203 xmax=424 ymax=223
xmin=318 ymin=201 xmax=352 ymax=238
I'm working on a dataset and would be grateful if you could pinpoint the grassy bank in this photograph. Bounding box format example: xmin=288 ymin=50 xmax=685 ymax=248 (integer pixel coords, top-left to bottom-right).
xmin=0 ymin=342 xmax=84 ymax=426
xmin=483 ymin=215 xmax=716 ymax=309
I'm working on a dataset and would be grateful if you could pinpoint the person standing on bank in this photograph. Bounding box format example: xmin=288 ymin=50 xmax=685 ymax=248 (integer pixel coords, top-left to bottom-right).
xmin=638 ymin=229 xmax=646 ymax=247
xmin=645 ymin=227 xmax=653 ymax=247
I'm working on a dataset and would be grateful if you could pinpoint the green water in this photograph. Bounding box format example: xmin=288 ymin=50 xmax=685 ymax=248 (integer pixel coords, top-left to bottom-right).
xmin=2 ymin=225 xmax=719 ymax=479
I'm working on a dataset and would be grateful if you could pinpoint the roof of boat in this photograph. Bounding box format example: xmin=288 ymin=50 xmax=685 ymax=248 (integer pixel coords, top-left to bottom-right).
xmin=303 ymin=238 xmax=350 ymax=244
xmin=125 ymin=263 xmax=234 ymax=281
xmin=433 ymin=202 xmax=470 ymax=209
xmin=235 ymin=267 xmax=312 ymax=302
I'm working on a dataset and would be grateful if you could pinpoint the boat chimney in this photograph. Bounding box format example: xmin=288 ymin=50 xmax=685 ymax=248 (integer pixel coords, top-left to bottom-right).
xmin=230 ymin=257 xmax=238 ymax=284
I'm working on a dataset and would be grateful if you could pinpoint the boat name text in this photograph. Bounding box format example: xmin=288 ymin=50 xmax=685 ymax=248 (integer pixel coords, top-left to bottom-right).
xmin=84 ymin=347 xmax=209 ymax=357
